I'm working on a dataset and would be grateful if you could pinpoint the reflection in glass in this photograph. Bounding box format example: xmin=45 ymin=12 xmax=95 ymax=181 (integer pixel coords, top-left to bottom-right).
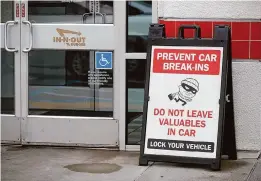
xmin=28 ymin=50 xmax=113 ymax=117
xmin=1 ymin=49 xmax=15 ymax=114
xmin=95 ymin=1 xmax=113 ymax=24
xmin=127 ymin=1 xmax=152 ymax=52
xmin=28 ymin=1 xmax=113 ymax=24
xmin=0 ymin=1 xmax=14 ymax=23
xmin=126 ymin=59 xmax=147 ymax=145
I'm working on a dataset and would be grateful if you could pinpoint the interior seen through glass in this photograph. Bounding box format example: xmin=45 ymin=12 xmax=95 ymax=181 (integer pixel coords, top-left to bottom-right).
xmin=1 ymin=49 xmax=15 ymax=115
xmin=28 ymin=50 xmax=113 ymax=117
xmin=0 ymin=1 xmax=14 ymax=23
xmin=127 ymin=1 xmax=152 ymax=52
xmin=28 ymin=1 xmax=113 ymax=24
xmin=1 ymin=1 xmax=15 ymax=115
xmin=126 ymin=1 xmax=152 ymax=144
xmin=126 ymin=59 xmax=147 ymax=145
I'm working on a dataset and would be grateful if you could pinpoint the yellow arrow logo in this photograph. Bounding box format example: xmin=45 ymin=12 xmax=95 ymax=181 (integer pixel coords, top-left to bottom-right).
xmin=56 ymin=28 xmax=82 ymax=36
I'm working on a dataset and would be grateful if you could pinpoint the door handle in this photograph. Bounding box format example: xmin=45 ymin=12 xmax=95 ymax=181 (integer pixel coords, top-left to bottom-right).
xmin=22 ymin=21 xmax=33 ymax=53
xmin=4 ymin=21 xmax=18 ymax=52
xmin=95 ymin=12 xmax=106 ymax=24
xmin=82 ymin=12 xmax=106 ymax=24
xmin=82 ymin=12 xmax=93 ymax=24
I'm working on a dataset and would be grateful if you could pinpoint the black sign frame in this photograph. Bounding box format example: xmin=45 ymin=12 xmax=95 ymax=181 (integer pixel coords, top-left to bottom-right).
xmin=139 ymin=24 xmax=236 ymax=171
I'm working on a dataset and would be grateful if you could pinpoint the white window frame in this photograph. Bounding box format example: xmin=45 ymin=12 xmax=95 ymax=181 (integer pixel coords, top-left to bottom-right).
xmin=120 ymin=0 xmax=158 ymax=151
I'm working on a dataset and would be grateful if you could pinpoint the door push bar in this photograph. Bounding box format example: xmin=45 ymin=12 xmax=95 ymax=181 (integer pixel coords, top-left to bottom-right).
xmin=82 ymin=12 xmax=93 ymax=23
xmin=22 ymin=21 xmax=33 ymax=53
xmin=4 ymin=21 xmax=19 ymax=52
xmin=82 ymin=12 xmax=106 ymax=24
xmin=95 ymin=12 xmax=106 ymax=24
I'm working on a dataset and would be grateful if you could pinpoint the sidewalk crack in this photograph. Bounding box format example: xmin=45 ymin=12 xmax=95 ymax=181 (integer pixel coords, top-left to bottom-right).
xmin=134 ymin=162 xmax=155 ymax=181
xmin=245 ymin=160 xmax=259 ymax=181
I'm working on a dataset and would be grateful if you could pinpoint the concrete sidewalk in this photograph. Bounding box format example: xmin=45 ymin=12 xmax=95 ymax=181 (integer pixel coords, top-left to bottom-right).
xmin=1 ymin=145 xmax=260 ymax=181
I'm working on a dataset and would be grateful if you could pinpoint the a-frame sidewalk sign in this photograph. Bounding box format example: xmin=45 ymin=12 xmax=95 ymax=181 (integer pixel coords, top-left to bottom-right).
xmin=139 ymin=24 xmax=237 ymax=171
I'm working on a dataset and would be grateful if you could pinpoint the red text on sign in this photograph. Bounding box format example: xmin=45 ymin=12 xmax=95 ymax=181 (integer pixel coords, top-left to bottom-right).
xmin=167 ymin=128 xmax=196 ymax=137
xmin=154 ymin=108 xmax=214 ymax=137
xmin=154 ymin=108 xmax=165 ymax=116
xmin=153 ymin=48 xmax=221 ymax=75
xmin=187 ymin=110 xmax=213 ymax=118
xmin=159 ymin=118 xmax=206 ymax=128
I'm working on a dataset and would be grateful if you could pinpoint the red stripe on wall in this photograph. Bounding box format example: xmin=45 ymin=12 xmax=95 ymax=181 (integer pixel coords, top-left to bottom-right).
xmin=158 ymin=19 xmax=261 ymax=60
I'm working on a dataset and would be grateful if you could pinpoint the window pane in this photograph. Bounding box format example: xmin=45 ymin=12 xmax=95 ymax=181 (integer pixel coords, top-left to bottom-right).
xmin=126 ymin=59 xmax=147 ymax=145
xmin=28 ymin=50 xmax=113 ymax=117
xmin=126 ymin=1 xmax=152 ymax=52
xmin=1 ymin=49 xmax=15 ymax=114
xmin=96 ymin=1 xmax=113 ymax=24
xmin=28 ymin=1 xmax=113 ymax=24
xmin=1 ymin=1 xmax=14 ymax=23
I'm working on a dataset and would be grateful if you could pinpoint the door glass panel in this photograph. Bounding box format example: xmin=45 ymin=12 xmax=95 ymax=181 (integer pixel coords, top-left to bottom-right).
xmin=126 ymin=59 xmax=147 ymax=145
xmin=28 ymin=1 xmax=113 ymax=24
xmin=1 ymin=49 xmax=15 ymax=114
xmin=28 ymin=50 xmax=113 ymax=117
xmin=126 ymin=1 xmax=152 ymax=52
xmin=1 ymin=2 xmax=15 ymax=114
xmin=1 ymin=1 xmax=14 ymax=23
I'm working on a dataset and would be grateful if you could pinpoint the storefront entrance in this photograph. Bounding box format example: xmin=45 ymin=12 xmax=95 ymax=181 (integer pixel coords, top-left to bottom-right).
xmin=1 ymin=0 xmax=125 ymax=147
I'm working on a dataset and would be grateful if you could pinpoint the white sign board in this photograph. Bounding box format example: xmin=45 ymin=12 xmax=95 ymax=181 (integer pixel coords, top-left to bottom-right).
xmin=144 ymin=46 xmax=224 ymax=159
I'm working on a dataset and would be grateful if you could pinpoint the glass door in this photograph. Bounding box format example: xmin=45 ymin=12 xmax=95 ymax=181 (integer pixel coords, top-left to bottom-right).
xmin=1 ymin=1 xmax=21 ymax=143
xmin=19 ymin=0 xmax=122 ymax=146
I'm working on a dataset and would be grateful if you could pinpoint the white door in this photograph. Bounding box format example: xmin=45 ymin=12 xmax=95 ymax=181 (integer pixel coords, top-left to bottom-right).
xmin=1 ymin=1 xmax=21 ymax=143
xmin=18 ymin=0 xmax=122 ymax=147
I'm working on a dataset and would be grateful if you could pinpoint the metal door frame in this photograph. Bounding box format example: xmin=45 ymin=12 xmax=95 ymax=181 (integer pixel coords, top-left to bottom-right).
xmin=18 ymin=0 xmax=124 ymax=147
xmin=1 ymin=1 xmax=22 ymax=143
xmin=124 ymin=1 xmax=158 ymax=151
xmin=1 ymin=0 xmax=158 ymax=150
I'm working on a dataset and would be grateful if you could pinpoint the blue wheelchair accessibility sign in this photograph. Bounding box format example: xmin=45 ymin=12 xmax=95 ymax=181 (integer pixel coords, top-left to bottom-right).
xmin=95 ymin=52 xmax=113 ymax=69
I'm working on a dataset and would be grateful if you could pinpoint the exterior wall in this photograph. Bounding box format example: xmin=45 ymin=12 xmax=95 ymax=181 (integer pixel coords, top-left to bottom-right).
xmin=232 ymin=61 xmax=261 ymax=150
xmin=158 ymin=1 xmax=261 ymax=19
xmin=158 ymin=1 xmax=261 ymax=151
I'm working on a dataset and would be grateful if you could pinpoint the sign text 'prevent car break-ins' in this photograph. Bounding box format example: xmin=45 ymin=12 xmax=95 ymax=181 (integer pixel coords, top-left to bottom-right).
xmin=144 ymin=46 xmax=223 ymax=159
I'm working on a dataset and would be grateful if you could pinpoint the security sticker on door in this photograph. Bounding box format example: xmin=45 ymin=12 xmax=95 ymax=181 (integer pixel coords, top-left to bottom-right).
xmin=95 ymin=52 xmax=113 ymax=69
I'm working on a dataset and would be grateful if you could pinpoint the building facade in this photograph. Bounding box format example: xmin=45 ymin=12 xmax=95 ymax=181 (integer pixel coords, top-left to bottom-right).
xmin=1 ymin=0 xmax=260 ymax=151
